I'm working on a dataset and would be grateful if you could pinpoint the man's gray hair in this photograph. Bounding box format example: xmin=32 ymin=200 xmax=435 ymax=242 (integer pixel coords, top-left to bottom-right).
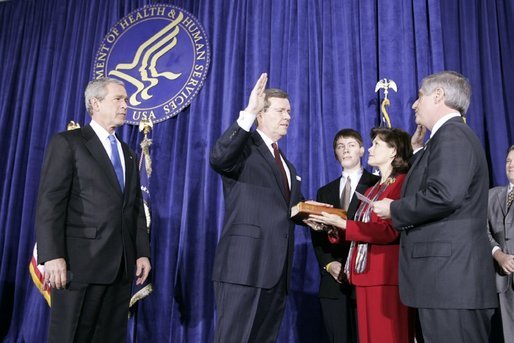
xmin=84 ymin=77 xmax=125 ymax=115
xmin=421 ymin=71 xmax=471 ymax=116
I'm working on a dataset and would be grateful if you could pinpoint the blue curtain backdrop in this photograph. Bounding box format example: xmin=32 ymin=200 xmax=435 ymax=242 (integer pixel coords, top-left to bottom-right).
xmin=1 ymin=0 xmax=513 ymax=342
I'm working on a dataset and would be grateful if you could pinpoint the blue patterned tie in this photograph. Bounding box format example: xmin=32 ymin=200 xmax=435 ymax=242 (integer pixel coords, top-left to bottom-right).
xmin=108 ymin=135 xmax=124 ymax=192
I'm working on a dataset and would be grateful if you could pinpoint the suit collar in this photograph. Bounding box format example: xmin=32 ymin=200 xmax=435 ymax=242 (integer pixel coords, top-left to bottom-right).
xmin=403 ymin=117 xmax=463 ymax=194
xmin=497 ymin=186 xmax=508 ymax=216
xmin=430 ymin=112 xmax=462 ymax=138
xmin=89 ymin=119 xmax=111 ymax=141
xmin=412 ymin=115 xmax=462 ymax=167
xmin=251 ymin=131 xmax=265 ymax=147
xmin=284 ymin=154 xmax=298 ymax=205
xmin=83 ymin=124 xmax=125 ymax=197
xmin=403 ymin=138 xmax=433 ymax=193
xmin=121 ymin=142 xmax=135 ymax=202
xmin=255 ymin=128 xmax=274 ymax=148
xmin=252 ymin=132 xmax=294 ymax=204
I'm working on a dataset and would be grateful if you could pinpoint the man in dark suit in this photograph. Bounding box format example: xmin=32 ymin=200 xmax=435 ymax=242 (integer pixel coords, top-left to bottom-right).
xmin=210 ymin=73 xmax=303 ymax=342
xmin=36 ymin=77 xmax=151 ymax=343
xmin=310 ymin=129 xmax=378 ymax=343
xmin=373 ymin=71 xmax=497 ymax=342
xmin=488 ymin=145 xmax=514 ymax=342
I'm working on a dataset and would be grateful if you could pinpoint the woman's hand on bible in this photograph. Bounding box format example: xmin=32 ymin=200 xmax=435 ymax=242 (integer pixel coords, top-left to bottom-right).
xmin=309 ymin=212 xmax=346 ymax=229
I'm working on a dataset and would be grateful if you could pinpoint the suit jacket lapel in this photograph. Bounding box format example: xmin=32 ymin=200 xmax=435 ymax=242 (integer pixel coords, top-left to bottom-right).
xmin=402 ymin=138 xmax=431 ymax=196
xmin=252 ymin=133 xmax=290 ymax=203
xmin=283 ymin=156 xmax=297 ymax=205
xmin=121 ymin=140 xmax=134 ymax=202
xmin=403 ymin=117 xmax=465 ymax=196
xmin=328 ymin=178 xmax=342 ymax=208
xmin=498 ymin=187 xmax=508 ymax=217
xmin=83 ymin=125 xmax=123 ymax=196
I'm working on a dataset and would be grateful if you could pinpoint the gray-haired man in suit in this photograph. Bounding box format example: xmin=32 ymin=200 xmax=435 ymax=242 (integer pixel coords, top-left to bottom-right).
xmin=488 ymin=145 xmax=514 ymax=342
xmin=373 ymin=71 xmax=497 ymax=343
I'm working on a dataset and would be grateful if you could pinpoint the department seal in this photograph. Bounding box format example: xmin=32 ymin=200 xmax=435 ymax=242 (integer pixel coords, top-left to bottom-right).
xmin=92 ymin=4 xmax=210 ymax=124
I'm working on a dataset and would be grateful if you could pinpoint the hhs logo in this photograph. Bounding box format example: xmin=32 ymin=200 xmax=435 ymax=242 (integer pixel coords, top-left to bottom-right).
xmin=92 ymin=4 xmax=211 ymax=124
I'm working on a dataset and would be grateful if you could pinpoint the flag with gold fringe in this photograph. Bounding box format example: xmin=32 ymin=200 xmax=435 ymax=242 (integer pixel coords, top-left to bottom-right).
xmin=29 ymin=243 xmax=51 ymax=306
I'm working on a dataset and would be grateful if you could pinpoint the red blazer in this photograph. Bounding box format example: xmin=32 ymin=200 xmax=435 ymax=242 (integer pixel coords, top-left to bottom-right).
xmin=343 ymin=174 xmax=406 ymax=286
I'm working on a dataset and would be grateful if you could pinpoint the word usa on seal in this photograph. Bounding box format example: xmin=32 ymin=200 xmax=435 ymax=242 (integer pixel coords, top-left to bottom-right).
xmin=92 ymin=4 xmax=211 ymax=124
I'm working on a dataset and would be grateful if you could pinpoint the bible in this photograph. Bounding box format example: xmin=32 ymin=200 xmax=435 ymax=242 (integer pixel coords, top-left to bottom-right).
xmin=290 ymin=201 xmax=347 ymax=220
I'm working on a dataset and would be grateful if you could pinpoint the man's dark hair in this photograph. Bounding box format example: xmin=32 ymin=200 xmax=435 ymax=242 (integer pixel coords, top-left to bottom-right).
xmin=332 ymin=128 xmax=364 ymax=151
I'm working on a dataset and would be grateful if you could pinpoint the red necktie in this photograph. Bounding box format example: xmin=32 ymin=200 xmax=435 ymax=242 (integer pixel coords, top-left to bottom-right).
xmin=272 ymin=143 xmax=290 ymax=200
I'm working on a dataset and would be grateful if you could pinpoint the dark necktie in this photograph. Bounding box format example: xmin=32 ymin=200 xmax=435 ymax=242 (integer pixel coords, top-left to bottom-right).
xmin=507 ymin=188 xmax=514 ymax=211
xmin=340 ymin=176 xmax=351 ymax=211
xmin=272 ymin=143 xmax=290 ymax=200
xmin=108 ymin=135 xmax=124 ymax=192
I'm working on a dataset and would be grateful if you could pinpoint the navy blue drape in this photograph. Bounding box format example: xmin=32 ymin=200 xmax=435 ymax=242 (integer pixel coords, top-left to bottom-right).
xmin=1 ymin=0 xmax=513 ymax=342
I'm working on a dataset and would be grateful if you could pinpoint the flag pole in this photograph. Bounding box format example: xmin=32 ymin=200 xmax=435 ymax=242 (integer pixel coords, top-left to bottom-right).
xmin=129 ymin=118 xmax=154 ymax=341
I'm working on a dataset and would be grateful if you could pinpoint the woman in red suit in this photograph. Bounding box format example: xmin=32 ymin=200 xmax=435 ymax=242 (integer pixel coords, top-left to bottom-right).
xmin=309 ymin=127 xmax=415 ymax=343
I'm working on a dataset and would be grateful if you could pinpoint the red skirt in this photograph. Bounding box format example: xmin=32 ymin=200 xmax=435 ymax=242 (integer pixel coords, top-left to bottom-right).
xmin=355 ymin=285 xmax=414 ymax=343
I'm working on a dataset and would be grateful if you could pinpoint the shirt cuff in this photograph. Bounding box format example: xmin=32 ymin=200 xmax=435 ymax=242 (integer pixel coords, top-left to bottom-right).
xmin=236 ymin=110 xmax=256 ymax=132
xmin=492 ymin=246 xmax=501 ymax=256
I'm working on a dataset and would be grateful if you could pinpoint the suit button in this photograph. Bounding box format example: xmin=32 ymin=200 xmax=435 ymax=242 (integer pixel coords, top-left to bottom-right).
xmin=284 ymin=234 xmax=288 ymax=238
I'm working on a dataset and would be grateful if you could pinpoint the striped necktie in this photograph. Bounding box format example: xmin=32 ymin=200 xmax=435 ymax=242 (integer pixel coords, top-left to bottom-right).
xmin=507 ymin=188 xmax=514 ymax=211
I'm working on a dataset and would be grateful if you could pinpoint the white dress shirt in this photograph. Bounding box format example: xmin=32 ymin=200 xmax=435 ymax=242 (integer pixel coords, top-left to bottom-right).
xmin=90 ymin=119 xmax=126 ymax=183
xmin=339 ymin=168 xmax=363 ymax=201
xmin=236 ymin=110 xmax=291 ymax=188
